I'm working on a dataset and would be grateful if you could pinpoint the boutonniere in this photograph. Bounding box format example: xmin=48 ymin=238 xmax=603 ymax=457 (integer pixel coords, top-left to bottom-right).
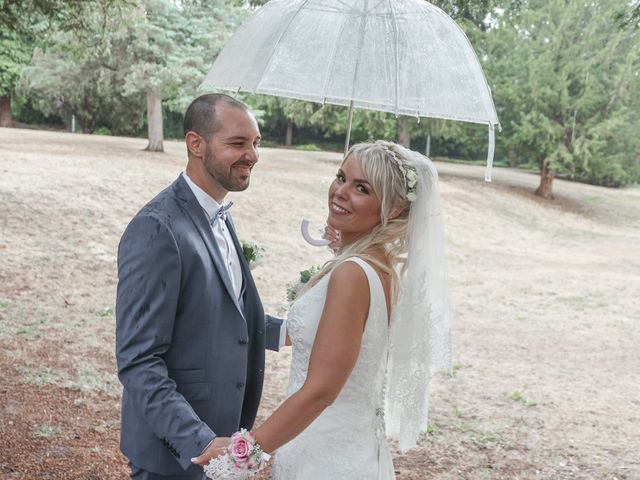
xmin=241 ymin=241 xmax=265 ymax=270
xmin=286 ymin=266 xmax=321 ymax=302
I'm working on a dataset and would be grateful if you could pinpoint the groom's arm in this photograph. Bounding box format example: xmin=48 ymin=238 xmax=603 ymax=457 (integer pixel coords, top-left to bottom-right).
xmin=115 ymin=214 xmax=214 ymax=471
xmin=265 ymin=314 xmax=285 ymax=352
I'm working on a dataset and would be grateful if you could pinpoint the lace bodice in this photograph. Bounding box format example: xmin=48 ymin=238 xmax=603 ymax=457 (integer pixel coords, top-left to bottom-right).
xmin=272 ymin=257 xmax=395 ymax=479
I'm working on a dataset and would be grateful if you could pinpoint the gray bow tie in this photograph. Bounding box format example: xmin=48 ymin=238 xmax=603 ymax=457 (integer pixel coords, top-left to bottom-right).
xmin=210 ymin=202 xmax=233 ymax=225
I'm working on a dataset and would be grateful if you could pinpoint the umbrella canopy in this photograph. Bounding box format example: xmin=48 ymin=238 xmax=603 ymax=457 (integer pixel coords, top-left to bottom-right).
xmin=202 ymin=0 xmax=500 ymax=179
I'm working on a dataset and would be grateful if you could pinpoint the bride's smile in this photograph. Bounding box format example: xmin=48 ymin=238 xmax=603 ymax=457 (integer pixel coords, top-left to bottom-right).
xmin=327 ymin=155 xmax=382 ymax=245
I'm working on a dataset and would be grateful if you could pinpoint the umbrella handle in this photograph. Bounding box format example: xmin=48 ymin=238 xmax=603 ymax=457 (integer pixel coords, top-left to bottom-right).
xmin=301 ymin=219 xmax=331 ymax=247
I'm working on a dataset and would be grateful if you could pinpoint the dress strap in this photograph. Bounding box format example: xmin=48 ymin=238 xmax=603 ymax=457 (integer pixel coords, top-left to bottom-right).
xmin=343 ymin=257 xmax=389 ymax=325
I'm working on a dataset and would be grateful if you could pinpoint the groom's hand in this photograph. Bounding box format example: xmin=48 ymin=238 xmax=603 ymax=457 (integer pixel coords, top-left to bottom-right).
xmin=190 ymin=437 xmax=230 ymax=466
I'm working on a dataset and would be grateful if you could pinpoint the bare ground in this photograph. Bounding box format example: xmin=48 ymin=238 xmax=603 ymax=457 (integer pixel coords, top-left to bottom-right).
xmin=1 ymin=128 xmax=639 ymax=480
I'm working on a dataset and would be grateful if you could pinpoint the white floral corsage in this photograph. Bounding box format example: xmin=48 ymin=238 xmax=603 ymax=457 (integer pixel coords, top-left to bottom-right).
xmin=204 ymin=429 xmax=270 ymax=479
xmin=241 ymin=241 xmax=265 ymax=270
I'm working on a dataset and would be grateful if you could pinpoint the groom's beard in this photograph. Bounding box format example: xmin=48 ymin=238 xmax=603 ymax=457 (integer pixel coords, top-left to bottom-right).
xmin=204 ymin=149 xmax=252 ymax=193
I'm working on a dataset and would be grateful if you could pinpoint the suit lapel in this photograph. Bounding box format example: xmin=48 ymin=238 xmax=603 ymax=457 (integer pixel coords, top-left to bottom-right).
xmin=225 ymin=216 xmax=258 ymax=322
xmin=226 ymin=216 xmax=250 ymax=295
xmin=173 ymin=176 xmax=245 ymax=319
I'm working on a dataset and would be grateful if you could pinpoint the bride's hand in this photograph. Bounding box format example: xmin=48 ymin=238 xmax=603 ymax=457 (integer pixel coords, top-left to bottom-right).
xmin=190 ymin=436 xmax=230 ymax=466
xmin=323 ymin=225 xmax=341 ymax=253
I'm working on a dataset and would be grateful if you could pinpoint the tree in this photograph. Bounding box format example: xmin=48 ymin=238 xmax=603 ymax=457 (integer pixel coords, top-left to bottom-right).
xmin=21 ymin=2 xmax=146 ymax=134
xmin=118 ymin=0 xmax=247 ymax=151
xmin=0 ymin=0 xmax=95 ymax=33
xmin=486 ymin=0 xmax=640 ymax=197
xmin=21 ymin=0 xmax=247 ymax=145
xmin=0 ymin=1 xmax=103 ymax=127
xmin=0 ymin=30 xmax=34 ymax=126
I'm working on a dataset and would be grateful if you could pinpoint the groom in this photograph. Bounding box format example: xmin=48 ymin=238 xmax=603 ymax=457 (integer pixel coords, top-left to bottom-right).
xmin=115 ymin=94 xmax=283 ymax=479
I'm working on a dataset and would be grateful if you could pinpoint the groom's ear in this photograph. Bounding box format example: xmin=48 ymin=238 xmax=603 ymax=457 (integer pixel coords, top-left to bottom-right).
xmin=185 ymin=131 xmax=204 ymax=158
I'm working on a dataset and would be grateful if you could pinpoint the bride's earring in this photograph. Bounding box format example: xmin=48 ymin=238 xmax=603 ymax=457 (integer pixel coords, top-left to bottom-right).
xmin=389 ymin=203 xmax=404 ymax=220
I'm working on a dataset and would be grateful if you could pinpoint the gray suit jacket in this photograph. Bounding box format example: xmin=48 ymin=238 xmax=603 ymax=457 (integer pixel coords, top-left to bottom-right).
xmin=115 ymin=175 xmax=282 ymax=475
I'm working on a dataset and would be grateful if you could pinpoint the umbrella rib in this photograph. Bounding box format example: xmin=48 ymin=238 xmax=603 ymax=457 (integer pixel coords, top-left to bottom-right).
xmin=319 ymin=2 xmax=357 ymax=102
xmin=387 ymin=0 xmax=400 ymax=116
xmin=249 ymin=0 xmax=314 ymax=93
xmin=349 ymin=0 xmax=369 ymax=102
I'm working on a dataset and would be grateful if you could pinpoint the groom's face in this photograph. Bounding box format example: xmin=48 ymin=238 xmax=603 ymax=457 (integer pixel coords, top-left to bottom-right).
xmin=203 ymin=104 xmax=261 ymax=194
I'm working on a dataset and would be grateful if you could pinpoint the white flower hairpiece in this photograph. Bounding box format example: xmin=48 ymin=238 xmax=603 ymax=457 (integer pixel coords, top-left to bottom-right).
xmin=381 ymin=145 xmax=418 ymax=202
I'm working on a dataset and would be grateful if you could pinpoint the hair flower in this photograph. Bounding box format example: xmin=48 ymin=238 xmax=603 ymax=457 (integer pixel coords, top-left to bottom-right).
xmin=406 ymin=169 xmax=418 ymax=188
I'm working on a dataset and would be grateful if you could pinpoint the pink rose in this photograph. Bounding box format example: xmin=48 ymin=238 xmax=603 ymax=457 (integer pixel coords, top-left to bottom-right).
xmin=228 ymin=436 xmax=252 ymax=469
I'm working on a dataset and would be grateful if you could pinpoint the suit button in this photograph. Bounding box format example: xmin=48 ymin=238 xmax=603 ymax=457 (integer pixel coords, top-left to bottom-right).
xmin=237 ymin=382 xmax=245 ymax=389
xmin=238 ymin=338 xmax=248 ymax=345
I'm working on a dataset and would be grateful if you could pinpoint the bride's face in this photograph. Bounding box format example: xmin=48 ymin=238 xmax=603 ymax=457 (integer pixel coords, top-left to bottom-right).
xmin=327 ymin=155 xmax=382 ymax=245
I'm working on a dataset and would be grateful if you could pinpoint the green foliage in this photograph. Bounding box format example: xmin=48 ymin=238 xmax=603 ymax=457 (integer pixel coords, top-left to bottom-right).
xmin=96 ymin=307 xmax=113 ymax=316
xmin=0 ymin=29 xmax=34 ymax=96
xmin=70 ymin=364 xmax=119 ymax=395
xmin=241 ymin=240 xmax=265 ymax=270
xmin=20 ymin=2 xmax=146 ymax=133
xmin=0 ymin=0 xmax=101 ymax=34
xmin=20 ymin=0 xmax=247 ymax=135
xmin=93 ymin=127 xmax=112 ymax=136
xmin=429 ymin=0 xmax=493 ymax=29
xmin=287 ymin=266 xmax=321 ymax=302
xmin=19 ymin=366 xmax=67 ymax=385
xmin=33 ymin=423 xmax=63 ymax=438
xmin=485 ymin=0 xmax=640 ymax=188
xmin=295 ymin=144 xmax=322 ymax=151
xmin=508 ymin=390 xmax=537 ymax=407
xmin=9 ymin=0 xmax=639 ymax=188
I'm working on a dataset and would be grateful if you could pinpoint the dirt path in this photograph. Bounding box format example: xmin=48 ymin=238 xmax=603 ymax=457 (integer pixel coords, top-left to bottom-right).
xmin=1 ymin=128 xmax=639 ymax=479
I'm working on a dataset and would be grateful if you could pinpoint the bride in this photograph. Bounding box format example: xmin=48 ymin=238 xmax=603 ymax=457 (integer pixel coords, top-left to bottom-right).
xmin=196 ymin=140 xmax=450 ymax=479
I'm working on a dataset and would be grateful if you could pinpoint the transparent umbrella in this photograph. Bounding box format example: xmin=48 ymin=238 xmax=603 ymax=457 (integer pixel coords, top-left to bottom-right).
xmin=202 ymin=0 xmax=500 ymax=180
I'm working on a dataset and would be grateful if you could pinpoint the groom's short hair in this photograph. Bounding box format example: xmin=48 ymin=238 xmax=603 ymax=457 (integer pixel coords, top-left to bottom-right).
xmin=183 ymin=94 xmax=250 ymax=140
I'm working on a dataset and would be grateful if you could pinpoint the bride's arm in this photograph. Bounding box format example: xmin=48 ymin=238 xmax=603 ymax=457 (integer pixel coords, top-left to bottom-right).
xmin=253 ymin=261 xmax=370 ymax=454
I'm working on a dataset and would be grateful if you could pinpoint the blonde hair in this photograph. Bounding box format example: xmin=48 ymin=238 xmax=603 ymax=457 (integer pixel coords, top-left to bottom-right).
xmin=301 ymin=140 xmax=416 ymax=298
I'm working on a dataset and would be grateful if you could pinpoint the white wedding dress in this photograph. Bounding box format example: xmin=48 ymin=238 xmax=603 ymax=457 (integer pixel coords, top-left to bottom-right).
xmin=272 ymin=257 xmax=395 ymax=480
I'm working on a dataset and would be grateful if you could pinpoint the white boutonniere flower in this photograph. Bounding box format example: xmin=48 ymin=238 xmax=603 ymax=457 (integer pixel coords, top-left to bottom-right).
xmin=241 ymin=241 xmax=265 ymax=270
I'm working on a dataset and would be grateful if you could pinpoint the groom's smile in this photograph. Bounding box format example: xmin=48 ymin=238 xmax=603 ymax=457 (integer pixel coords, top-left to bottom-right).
xmin=186 ymin=101 xmax=261 ymax=202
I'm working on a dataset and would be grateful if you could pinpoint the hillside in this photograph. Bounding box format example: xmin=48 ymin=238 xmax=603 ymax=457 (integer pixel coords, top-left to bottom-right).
xmin=1 ymin=128 xmax=639 ymax=479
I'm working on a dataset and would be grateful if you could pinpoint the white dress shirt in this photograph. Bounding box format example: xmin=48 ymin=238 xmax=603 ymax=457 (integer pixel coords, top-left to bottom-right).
xmin=182 ymin=172 xmax=243 ymax=300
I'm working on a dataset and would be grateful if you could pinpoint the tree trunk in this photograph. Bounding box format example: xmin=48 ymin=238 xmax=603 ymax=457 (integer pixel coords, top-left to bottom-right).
xmin=145 ymin=90 xmax=164 ymax=152
xmin=535 ymin=159 xmax=555 ymax=199
xmin=397 ymin=117 xmax=411 ymax=148
xmin=285 ymin=120 xmax=293 ymax=146
xmin=507 ymin=148 xmax=519 ymax=168
xmin=0 ymin=95 xmax=13 ymax=128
